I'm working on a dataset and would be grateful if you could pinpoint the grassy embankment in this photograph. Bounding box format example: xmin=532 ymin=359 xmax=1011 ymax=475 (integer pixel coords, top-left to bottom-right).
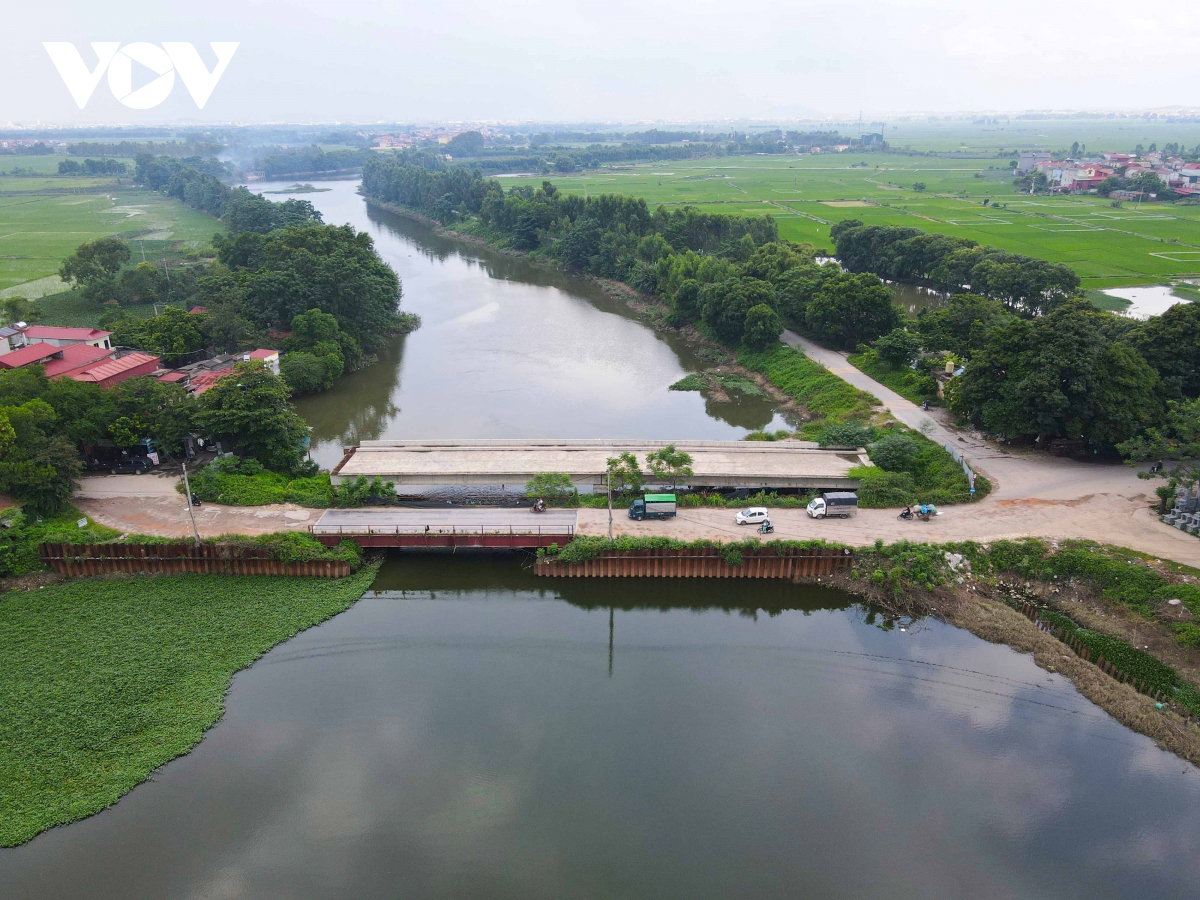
xmin=0 ymin=565 xmax=377 ymax=847
xmin=737 ymin=344 xmax=989 ymax=506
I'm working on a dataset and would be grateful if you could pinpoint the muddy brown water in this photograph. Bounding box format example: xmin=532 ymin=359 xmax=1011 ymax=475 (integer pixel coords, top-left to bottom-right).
xmin=260 ymin=179 xmax=789 ymax=470
xmin=3 ymin=558 xmax=1200 ymax=898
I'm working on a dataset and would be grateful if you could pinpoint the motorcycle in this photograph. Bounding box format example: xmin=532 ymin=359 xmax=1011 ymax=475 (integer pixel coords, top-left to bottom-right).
xmin=921 ymin=400 xmax=930 ymax=411
xmin=189 ymin=493 xmax=203 ymax=508
xmin=530 ymin=499 xmax=547 ymax=513
xmin=898 ymin=508 xmax=914 ymax=520
xmin=759 ymin=520 xmax=774 ymax=535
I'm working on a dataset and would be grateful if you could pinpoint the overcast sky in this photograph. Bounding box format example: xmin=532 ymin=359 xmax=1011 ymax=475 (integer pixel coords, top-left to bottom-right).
xmin=3 ymin=0 xmax=1199 ymax=125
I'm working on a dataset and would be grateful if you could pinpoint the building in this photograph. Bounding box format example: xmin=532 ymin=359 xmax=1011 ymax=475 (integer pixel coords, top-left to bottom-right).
xmin=0 ymin=342 xmax=158 ymax=386
xmin=242 ymin=348 xmax=280 ymax=376
xmin=22 ymin=325 xmax=112 ymax=350
xmin=70 ymin=352 xmax=160 ymax=388
xmin=0 ymin=323 xmax=28 ymax=355
xmin=1016 ymin=151 xmax=1051 ymax=175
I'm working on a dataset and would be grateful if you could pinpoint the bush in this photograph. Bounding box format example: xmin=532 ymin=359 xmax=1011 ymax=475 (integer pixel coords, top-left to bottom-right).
xmin=869 ymin=432 xmax=921 ymax=472
xmin=188 ymin=455 xmax=335 ymax=507
xmin=742 ymin=303 xmax=783 ymax=349
xmin=851 ymin=467 xmax=917 ymax=508
xmin=817 ymin=421 xmax=875 ymax=448
xmin=526 ymin=472 xmax=579 ymax=505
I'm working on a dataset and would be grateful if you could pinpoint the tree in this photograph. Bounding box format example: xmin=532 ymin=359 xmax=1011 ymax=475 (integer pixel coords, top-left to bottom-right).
xmin=525 ymin=472 xmax=577 ymax=503
xmin=109 ymin=376 xmax=196 ymax=452
xmin=804 ymin=272 xmax=900 ymax=350
xmin=111 ymin=307 xmax=206 ymax=365
xmin=0 ymin=296 xmax=40 ymax=326
xmin=916 ymin=293 xmax=1013 ymax=358
xmin=605 ymin=452 xmax=644 ymax=496
xmin=869 ymin=431 xmax=920 ymax=472
xmin=951 ymin=299 xmax=1161 ymax=446
xmin=872 ymin=328 xmax=921 ymax=368
xmin=645 ymin=444 xmax=694 ymax=489
xmin=742 ymin=303 xmax=783 ymax=349
xmin=1132 ymin=299 xmax=1200 ymax=399
xmin=280 ymin=351 xmax=336 ymax=395
xmin=701 ymin=277 xmax=775 ymax=345
xmin=912 ymin=182 xmax=927 ymax=192
xmin=0 ymin=399 xmax=81 ymax=514
xmin=193 ymin=361 xmax=310 ymax=473
xmin=59 ymin=236 xmax=130 ymax=302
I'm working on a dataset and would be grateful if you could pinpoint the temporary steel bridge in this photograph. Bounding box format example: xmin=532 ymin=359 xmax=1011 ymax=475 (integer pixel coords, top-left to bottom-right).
xmin=311 ymin=508 xmax=576 ymax=549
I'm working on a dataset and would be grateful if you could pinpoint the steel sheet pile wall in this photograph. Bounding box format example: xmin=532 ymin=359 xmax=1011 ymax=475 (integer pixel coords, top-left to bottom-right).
xmin=39 ymin=542 xmax=352 ymax=578
xmin=535 ymin=547 xmax=853 ymax=578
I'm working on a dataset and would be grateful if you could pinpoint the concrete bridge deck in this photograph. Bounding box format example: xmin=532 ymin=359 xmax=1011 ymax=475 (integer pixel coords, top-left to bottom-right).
xmin=331 ymin=439 xmax=865 ymax=492
xmin=311 ymin=508 xmax=577 ymax=548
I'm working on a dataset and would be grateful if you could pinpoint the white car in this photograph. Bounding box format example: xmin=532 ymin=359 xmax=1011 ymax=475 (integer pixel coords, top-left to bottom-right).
xmin=735 ymin=506 xmax=769 ymax=525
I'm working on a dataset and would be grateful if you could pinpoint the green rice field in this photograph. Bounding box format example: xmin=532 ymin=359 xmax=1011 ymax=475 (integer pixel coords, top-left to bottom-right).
xmin=0 ymin=161 xmax=221 ymax=296
xmin=537 ymin=154 xmax=1200 ymax=288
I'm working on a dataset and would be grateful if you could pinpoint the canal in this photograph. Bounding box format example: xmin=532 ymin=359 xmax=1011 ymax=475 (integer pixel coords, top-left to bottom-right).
xmin=3 ymin=559 xmax=1199 ymax=898
xmin=260 ymin=179 xmax=789 ymax=470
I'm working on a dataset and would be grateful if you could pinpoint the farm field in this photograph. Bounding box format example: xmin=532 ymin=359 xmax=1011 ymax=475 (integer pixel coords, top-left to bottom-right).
xmin=539 ymin=154 xmax=1200 ymax=288
xmin=0 ymin=172 xmax=222 ymax=295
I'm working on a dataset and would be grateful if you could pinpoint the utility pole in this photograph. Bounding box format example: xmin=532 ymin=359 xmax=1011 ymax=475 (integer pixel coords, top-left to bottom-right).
xmin=606 ymin=474 xmax=613 ymax=541
xmin=181 ymin=462 xmax=201 ymax=546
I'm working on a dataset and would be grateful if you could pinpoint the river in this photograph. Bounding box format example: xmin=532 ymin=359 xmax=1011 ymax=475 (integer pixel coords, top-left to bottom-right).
xmin=3 ymin=559 xmax=1199 ymax=898
xmin=252 ymin=179 xmax=788 ymax=469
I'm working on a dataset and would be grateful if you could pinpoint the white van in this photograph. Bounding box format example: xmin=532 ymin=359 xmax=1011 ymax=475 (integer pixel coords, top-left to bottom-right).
xmin=735 ymin=507 xmax=770 ymax=525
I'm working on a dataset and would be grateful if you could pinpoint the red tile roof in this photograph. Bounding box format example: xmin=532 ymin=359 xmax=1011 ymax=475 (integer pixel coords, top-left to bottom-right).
xmin=0 ymin=342 xmax=62 ymax=368
xmin=70 ymin=352 xmax=160 ymax=386
xmin=43 ymin=344 xmax=114 ymax=378
xmin=23 ymin=325 xmax=111 ymax=342
xmin=246 ymin=348 xmax=279 ymax=359
xmin=156 ymin=370 xmax=189 ymax=383
xmin=189 ymin=306 xmax=208 ymax=314
xmin=188 ymin=367 xmax=234 ymax=394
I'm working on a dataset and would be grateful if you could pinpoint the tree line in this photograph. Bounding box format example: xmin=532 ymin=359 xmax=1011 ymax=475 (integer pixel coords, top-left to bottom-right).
xmin=362 ymin=155 xmax=901 ymax=352
xmin=830 ymin=220 xmax=1081 ymax=315
xmin=57 ymin=158 xmax=127 ymax=176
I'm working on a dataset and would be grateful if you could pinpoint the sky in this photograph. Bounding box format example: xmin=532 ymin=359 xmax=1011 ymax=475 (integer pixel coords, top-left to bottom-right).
xmin=3 ymin=0 xmax=1199 ymax=126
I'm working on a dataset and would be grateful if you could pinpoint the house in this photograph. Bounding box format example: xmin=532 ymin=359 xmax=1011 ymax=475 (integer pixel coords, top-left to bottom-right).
xmin=1016 ymin=151 xmax=1051 ymax=174
xmin=0 ymin=342 xmax=158 ymax=386
xmin=242 ymin=348 xmax=280 ymax=375
xmin=70 ymin=352 xmax=160 ymax=388
xmin=22 ymin=325 xmax=112 ymax=350
xmin=186 ymin=368 xmax=234 ymax=395
xmin=0 ymin=323 xmax=28 ymax=355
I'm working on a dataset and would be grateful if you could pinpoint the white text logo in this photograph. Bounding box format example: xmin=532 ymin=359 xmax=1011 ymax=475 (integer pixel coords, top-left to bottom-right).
xmin=43 ymin=42 xmax=239 ymax=109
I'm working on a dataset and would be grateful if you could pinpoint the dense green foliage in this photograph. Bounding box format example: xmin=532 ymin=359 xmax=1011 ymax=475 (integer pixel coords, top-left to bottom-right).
xmin=57 ymin=158 xmax=126 ymax=177
xmin=0 ymin=567 xmax=377 ymax=846
xmin=949 ymin=299 xmax=1163 ymax=446
xmin=193 ymin=362 xmax=314 ymax=474
xmin=0 ymin=506 xmax=120 ymax=577
xmin=848 ymin=347 xmax=940 ymax=405
xmin=187 ymin=455 xmax=397 ymax=508
xmin=256 ymin=146 xmax=372 ymax=178
xmin=831 ymin=220 xmax=1081 ymax=315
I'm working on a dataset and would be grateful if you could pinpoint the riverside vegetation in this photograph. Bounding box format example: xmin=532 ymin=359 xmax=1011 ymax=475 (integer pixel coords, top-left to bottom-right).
xmin=0 ymin=565 xmax=378 ymax=847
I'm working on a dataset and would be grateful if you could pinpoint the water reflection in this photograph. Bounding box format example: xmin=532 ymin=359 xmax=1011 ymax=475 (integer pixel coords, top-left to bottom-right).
xmin=4 ymin=557 xmax=1200 ymax=899
xmin=266 ymin=180 xmax=788 ymax=469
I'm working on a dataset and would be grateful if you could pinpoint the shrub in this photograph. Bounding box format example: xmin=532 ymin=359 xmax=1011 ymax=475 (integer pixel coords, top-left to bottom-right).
xmin=818 ymin=421 xmax=875 ymax=448
xmin=869 ymin=432 xmax=921 ymax=472
xmin=737 ymin=345 xmax=878 ymax=424
xmin=526 ymin=472 xmax=579 ymax=504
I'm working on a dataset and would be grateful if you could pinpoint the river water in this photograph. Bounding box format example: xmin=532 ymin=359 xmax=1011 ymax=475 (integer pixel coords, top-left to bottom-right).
xmin=4 ymin=559 xmax=1200 ymax=898
xmin=256 ymin=179 xmax=787 ymax=469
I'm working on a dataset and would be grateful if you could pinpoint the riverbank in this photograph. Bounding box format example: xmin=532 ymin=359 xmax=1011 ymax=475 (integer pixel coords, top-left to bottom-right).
xmin=0 ymin=565 xmax=379 ymax=847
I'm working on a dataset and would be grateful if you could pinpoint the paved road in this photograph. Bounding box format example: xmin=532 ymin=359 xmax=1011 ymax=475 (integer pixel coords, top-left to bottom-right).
xmin=77 ymin=472 xmax=183 ymax=499
xmin=781 ymin=328 xmax=1156 ymax=502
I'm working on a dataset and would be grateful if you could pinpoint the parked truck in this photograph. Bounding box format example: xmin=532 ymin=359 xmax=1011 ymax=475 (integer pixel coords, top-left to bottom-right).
xmin=806 ymin=491 xmax=858 ymax=519
xmin=628 ymin=493 xmax=678 ymax=521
